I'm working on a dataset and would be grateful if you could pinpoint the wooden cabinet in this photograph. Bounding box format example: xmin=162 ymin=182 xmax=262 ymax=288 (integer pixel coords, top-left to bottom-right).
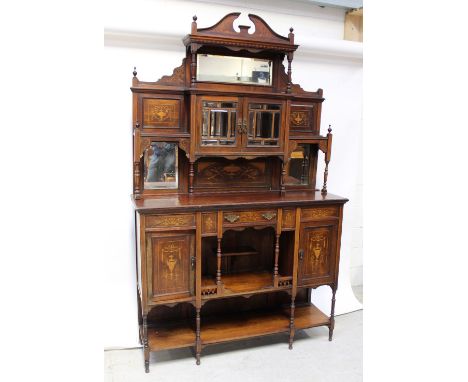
xmin=147 ymin=232 xmax=195 ymax=302
xmin=298 ymin=221 xmax=338 ymax=287
xmin=131 ymin=13 xmax=349 ymax=373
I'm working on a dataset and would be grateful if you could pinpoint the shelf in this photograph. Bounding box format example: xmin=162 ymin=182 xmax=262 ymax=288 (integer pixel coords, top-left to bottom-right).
xmin=202 ymin=303 xmax=329 ymax=345
xmin=220 ymin=246 xmax=259 ymax=257
xmin=147 ymin=321 xmax=195 ymax=351
xmin=202 ymin=270 xmax=277 ymax=294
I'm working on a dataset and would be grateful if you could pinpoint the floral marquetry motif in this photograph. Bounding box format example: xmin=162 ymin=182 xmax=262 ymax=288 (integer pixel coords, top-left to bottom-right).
xmin=282 ymin=209 xmax=296 ymax=229
xmin=290 ymin=111 xmax=308 ymax=127
xmin=301 ymin=207 xmax=338 ymax=220
xmin=301 ymin=228 xmax=332 ymax=279
xmin=146 ymin=214 xmax=195 ymax=228
xmin=143 ymin=99 xmax=180 ymax=128
xmin=202 ymin=213 xmax=217 ymax=234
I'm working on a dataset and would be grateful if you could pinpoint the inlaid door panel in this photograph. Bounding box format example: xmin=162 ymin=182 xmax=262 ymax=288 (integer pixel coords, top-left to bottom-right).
xmin=298 ymin=221 xmax=338 ymax=286
xmin=147 ymin=232 xmax=195 ymax=302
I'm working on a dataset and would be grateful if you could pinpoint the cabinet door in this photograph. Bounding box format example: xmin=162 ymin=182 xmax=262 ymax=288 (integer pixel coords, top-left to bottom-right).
xmin=196 ymin=96 xmax=242 ymax=153
xmin=298 ymin=221 xmax=338 ymax=286
xmin=147 ymin=232 xmax=195 ymax=302
xmin=242 ymin=98 xmax=284 ymax=153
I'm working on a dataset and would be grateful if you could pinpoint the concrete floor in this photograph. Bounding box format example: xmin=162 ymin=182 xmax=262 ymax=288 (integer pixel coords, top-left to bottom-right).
xmin=105 ymin=291 xmax=363 ymax=382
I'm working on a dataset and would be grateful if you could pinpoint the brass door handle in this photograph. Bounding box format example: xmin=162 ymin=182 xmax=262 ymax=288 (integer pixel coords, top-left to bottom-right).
xmin=262 ymin=212 xmax=276 ymax=221
xmin=242 ymin=119 xmax=248 ymax=134
xmin=299 ymin=249 xmax=304 ymax=261
xmin=224 ymin=214 xmax=240 ymax=223
xmin=237 ymin=119 xmax=243 ymax=134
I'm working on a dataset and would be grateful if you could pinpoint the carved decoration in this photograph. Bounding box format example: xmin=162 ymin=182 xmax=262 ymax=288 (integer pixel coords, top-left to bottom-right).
xmin=302 ymin=207 xmax=337 ymax=219
xmin=201 ymin=162 xmax=260 ymax=181
xmin=146 ymin=214 xmax=195 ymax=228
xmin=178 ymin=139 xmax=190 ymax=159
xmin=155 ymin=58 xmax=186 ymax=86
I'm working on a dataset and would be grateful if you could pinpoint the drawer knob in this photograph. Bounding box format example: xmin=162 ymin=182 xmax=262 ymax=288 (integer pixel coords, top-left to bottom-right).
xmin=262 ymin=212 xmax=276 ymax=221
xmin=224 ymin=214 xmax=240 ymax=223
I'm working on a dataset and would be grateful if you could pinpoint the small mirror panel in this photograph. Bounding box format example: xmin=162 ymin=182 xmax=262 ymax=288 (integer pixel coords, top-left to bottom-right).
xmin=144 ymin=142 xmax=178 ymax=189
xmin=285 ymin=144 xmax=311 ymax=185
xmin=197 ymin=55 xmax=273 ymax=86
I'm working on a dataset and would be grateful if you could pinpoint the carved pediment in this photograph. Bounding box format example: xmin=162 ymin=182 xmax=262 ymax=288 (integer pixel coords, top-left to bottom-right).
xmin=155 ymin=58 xmax=186 ymax=86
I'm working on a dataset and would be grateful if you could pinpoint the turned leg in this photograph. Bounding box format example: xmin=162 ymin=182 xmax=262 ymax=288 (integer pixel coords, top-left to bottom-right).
xmin=289 ymin=297 xmax=295 ymax=349
xmin=329 ymin=287 xmax=336 ymax=341
xmin=195 ymin=308 xmax=201 ymax=365
xmin=216 ymin=238 xmax=222 ymax=285
xmin=273 ymin=233 xmax=280 ymax=287
xmin=143 ymin=315 xmax=149 ymax=373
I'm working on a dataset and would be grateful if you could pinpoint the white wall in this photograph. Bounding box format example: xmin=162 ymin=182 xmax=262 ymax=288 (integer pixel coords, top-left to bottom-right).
xmin=104 ymin=0 xmax=362 ymax=348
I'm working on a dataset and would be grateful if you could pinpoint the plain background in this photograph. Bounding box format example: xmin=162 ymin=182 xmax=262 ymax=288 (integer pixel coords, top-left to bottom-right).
xmin=1 ymin=1 xmax=468 ymax=381
xmin=103 ymin=0 xmax=363 ymax=348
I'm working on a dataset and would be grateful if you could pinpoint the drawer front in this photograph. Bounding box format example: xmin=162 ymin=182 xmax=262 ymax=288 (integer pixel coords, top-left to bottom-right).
xmin=202 ymin=212 xmax=217 ymax=234
xmin=146 ymin=214 xmax=195 ymax=229
xmin=282 ymin=209 xmax=296 ymax=229
xmin=223 ymin=210 xmax=277 ymax=225
xmin=301 ymin=206 xmax=339 ymax=221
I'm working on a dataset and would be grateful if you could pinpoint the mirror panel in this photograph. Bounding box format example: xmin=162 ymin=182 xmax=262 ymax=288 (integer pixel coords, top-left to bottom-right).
xmin=285 ymin=144 xmax=311 ymax=185
xmin=201 ymin=101 xmax=238 ymax=146
xmin=247 ymin=103 xmax=281 ymax=146
xmin=144 ymin=142 xmax=178 ymax=189
xmin=197 ymin=55 xmax=273 ymax=86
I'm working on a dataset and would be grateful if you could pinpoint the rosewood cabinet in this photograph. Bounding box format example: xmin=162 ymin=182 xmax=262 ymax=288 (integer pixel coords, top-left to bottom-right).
xmin=131 ymin=13 xmax=349 ymax=374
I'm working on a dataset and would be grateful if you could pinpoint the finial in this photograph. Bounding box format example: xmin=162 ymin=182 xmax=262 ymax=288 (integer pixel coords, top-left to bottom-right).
xmin=136 ymin=121 xmax=140 ymax=129
xmin=133 ymin=67 xmax=137 ymax=77
xmin=328 ymin=124 xmax=332 ymax=134
xmin=289 ymin=27 xmax=294 ymax=33
xmin=193 ymin=15 xmax=197 ymax=22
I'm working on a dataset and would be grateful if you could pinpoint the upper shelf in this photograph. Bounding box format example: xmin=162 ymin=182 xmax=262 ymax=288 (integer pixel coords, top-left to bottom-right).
xmin=183 ymin=13 xmax=298 ymax=54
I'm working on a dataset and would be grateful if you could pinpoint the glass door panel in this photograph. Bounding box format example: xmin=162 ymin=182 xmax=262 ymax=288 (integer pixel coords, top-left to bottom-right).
xmin=201 ymin=101 xmax=238 ymax=146
xmin=246 ymin=103 xmax=281 ymax=147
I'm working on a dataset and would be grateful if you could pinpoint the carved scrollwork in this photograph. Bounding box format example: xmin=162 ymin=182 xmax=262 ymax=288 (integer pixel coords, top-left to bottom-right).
xmin=155 ymin=58 xmax=186 ymax=86
xmin=178 ymin=139 xmax=190 ymax=159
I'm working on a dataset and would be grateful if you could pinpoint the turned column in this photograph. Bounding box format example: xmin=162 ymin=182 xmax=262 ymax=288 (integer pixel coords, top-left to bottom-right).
xmin=216 ymin=237 xmax=222 ymax=285
xmin=189 ymin=161 xmax=195 ymax=193
xmin=289 ymin=297 xmax=296 ymax=349
xmin=321 ymin=125 xmax=333 ymax=195
xmin=195 ymin=307 xmax=201 ymax=364
xmin=143 ymin=314 xmax=149 ymax=373
xmin=329 ymin=286 xmax=337 ymax=341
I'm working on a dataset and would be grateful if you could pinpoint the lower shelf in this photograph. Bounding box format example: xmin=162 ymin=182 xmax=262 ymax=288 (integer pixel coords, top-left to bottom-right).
xmin=147 ymin=303 xmax=329 ymax=351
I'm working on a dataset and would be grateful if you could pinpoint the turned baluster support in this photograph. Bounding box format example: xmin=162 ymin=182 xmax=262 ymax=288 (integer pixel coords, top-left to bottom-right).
xmin=190 ymin=30 xmax=199 ymax=86
xmin=321 ymin=125 xmax=333 ymax=195
xmin=280 ymin=160 xmax=286 ymax=194
xmin=329 ymin=286 xmax=337 ymax=341
xmin=273 ymin=233 xmax=280 ymax=285
xmin=143 ymin=314 xmax=149 ymax=373
xmin=216 ymin=238 xmax=222 ymax=285
xmin=289 ymin=297 xmax=296 ymax=349
xmin=195 ymin=308 xmax=201 ymax=365
xmin=286 ymin=28 xmax=294 ymax=93
xmin=189 ymin=161 xmax=195 ymax=193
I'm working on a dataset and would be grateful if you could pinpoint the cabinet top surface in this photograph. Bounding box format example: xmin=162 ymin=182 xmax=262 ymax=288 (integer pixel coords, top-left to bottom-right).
xmin=132 ymin=190 xmax=348 ymax=213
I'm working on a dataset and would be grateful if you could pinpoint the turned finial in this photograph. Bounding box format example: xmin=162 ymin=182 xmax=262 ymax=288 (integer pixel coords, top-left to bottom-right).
xmin=290 ymin=27 xmax=294 ymax=33
xmin=133 ymin=67 xmax=137 ymax=77
xmin=328 ymin=125 xmax=332 ymax=134
xmin=193 ymin=15 xmax=197 ymax=21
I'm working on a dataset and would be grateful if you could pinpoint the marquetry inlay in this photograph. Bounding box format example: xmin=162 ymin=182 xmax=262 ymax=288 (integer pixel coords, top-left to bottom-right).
xmin=290 ymin=111 xmax=308 ymax=127
xmin=223 ymin=210 xmax=277 ymax=224
xmin=301 ymin=207 xmax=338 ymax=220
xmin=161 ymin=242 xmax=181 ymax=279
xmin=282 ymin=209 xmax=295 ymax=228
xmin=202 ymin=213 xmax=217 ymax=233
xmin=143 ymin=99 xmax=180 ymax=128
xmin=308 ymin=232 xmax=328 ymax=263
xmin=146 ymin=214 xmax=195 ymax=228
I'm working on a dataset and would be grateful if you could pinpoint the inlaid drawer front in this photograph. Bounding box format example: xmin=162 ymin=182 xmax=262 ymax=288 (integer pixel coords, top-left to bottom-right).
xmin=146 ymin=214 xmax=195 ymax=229
xmin=223 ymin=210 xmax=277 ymax=225
xmin=301 ymin=206 xmax=338 ymax=220
xmin=282 ymin=209 xmax=296 ymax=229
xmin=202 ymin=213 xmax=217 ymax=234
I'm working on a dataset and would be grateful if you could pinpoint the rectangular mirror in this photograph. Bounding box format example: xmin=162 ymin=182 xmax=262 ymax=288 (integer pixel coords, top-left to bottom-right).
xmin=247 ymin=103 xmax=281 ymax=146
xmin=197 ymin=55 xmax=273 ymax=86
xmin=144 ymin=142 xmax=178 ymax=189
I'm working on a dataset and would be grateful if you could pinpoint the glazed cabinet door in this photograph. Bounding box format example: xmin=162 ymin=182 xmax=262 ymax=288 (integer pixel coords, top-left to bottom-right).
xmin=147 ymin=232 xmax=195 ymax=302
xmin=298 ymin=221 xmax=338 ymax=286
xmin=242 ymin=98 xmax=285 ymax=153
xmin=196 ymin=96 xmax=242 ymax=153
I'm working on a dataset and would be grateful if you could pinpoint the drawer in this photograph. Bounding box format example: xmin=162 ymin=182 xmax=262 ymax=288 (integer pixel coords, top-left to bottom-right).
xmin=301 ymin=206 xmax=339 ymax=221
xmin=146 ymin=213 xmax=195 ymax=229
xmin=223 ymin=210 xmax=277 ymax=225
